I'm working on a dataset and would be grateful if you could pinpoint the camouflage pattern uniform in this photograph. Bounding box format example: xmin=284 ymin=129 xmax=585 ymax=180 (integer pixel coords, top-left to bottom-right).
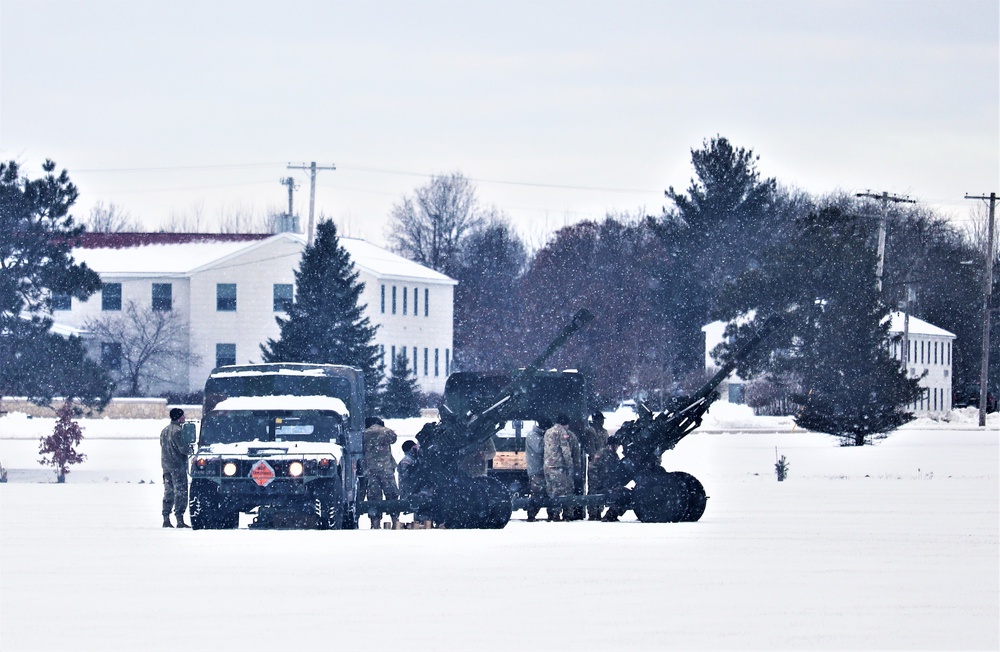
xmin=583 ymin=421 xmax=610 ymax=519
xmin=160 ymin=421 xmax=189 ymax=520
xmin=364 ymin=423 xmax=399 ymax=525
xmin=586 ymin=442 xmax=617 ymax=520
xmin=524 ymin=423 xmax=546 ymax=520
xmin=396 ymin=449 xmax=419 ymax=497
xmin=543 ymin=423 xmax=578 ymax=520
xmin=457 ymin=437 xmax=496 ymax=478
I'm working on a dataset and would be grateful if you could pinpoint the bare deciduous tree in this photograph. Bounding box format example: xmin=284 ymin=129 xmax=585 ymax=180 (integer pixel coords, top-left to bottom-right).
xmin=85 ymin=201 xmax=142 ymax=232
xmin=386 ymin=172 xmax=486 ymax=275
xmin=85 ymin=301 xmax=199 ymax=396
xmin=160 ymin=203 xmax=205 ymax=233
xmin=962 ymin=202 xmax=1000 ymax=259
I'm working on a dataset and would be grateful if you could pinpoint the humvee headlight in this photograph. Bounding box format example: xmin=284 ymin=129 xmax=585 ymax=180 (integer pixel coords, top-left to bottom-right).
xmin=223 ymin=462 xmax=238 ymax=477
xmin=196 ymin=458 xmax=208 ymax=469
xmin=319 ymin=458 xmax=331 ymax=468
xmin=288 ymin=461 xmax=304 ymax=477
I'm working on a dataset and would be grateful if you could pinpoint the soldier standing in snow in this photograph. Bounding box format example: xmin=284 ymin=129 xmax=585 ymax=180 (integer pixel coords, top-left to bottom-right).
xmin=363 ymin=416 xmax=399 ymax=529
xmin=458 ymin=436 xmax=496 ymax=478
xmin=543 ymin=414 xmax=579 ymax=521
xmin=160 ymin=408 xmax=190 ymax=528
xmin=525 ymin=417 xmax=551 ymax=521
xmin=587 ymin=435 xmax=619 ymax=521
xmin=583 ymin=412 xmax=610 ymax=520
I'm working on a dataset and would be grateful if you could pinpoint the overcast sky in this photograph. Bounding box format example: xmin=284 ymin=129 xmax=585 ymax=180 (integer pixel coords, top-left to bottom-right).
xmin=2 ymin=0 xmax=996 ymax=247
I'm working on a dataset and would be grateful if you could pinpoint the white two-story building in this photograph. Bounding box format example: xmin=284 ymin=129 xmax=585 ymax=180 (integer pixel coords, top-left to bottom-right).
xmin=703 ymin=313 xmax=956 ymax=415
xmin=887 ymin=311 xmax=956 ymax=415
xmin=53 ymin=232 xmax=455 ymax=396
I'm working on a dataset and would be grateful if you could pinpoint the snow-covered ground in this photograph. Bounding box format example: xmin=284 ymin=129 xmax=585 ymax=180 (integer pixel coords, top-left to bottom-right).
xmin=1 ymin=405 xmax=997 ymax=650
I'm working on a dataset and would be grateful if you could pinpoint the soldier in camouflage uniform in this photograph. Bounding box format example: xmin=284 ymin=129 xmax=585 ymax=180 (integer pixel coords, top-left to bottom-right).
xmin=525 ymin=417 xmax=551 ymax=521
xmin=587 ymin=434 xmax=619 ymax=521
xmin=543 ymin=414 xmax=579 ymax=521
xmin=160 ymin=408 xmax=190 ymax=528
xmin=363 ymin=416 xmax=399 ymax=529
xmin=457 ymin=437 xmax=496 ymax=478
xmin=583 ymin=412 xmax=610 ymax=520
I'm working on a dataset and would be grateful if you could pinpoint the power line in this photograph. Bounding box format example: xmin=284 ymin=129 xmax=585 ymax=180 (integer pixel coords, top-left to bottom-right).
xmin=287 ymin=162 xmax=336 ymax=246
xmin=74 ymin=162 xmax=285 ymax=173
xmin=856 ymin=191 xmax=916 ymax=292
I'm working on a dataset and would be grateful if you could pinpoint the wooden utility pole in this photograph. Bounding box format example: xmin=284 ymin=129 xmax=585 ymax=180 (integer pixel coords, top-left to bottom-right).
xmin=856 ymin=191 xmax=916 ymax=292
xmin=965 ymin=192 xmax=996 ymax=428
xmin=287 ymin=162 xmax=335 ymax=245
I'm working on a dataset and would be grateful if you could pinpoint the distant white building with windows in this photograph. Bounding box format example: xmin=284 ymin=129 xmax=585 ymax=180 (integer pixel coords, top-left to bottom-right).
xmin=703 ymin=312 xmax=956 ymax=415
xmin=887 ymin=312 xmax=956 ymax=415
xmin=52 ymin=232 xmax=456 ymax=396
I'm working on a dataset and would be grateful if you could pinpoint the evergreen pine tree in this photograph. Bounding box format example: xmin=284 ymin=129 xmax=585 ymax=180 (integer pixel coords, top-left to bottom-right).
xmin=0 ymin=160 xmax=112 ymax=409
xmin=715 ymin=207 xmax=922 ymax=445
xmin=261 ymin=220 xmax=383 ymax=398
xmin=39 ymin=402 xmax=87 ymax=482
xmin=380 ymin=351 xmax=421 ymax=418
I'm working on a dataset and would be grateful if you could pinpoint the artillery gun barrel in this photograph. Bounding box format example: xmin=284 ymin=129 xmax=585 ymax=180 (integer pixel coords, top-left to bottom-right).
xmin=459 ymin=308 xmax=594 ymax=440
xmin=689 ymin=313 xmax=785 ymax=406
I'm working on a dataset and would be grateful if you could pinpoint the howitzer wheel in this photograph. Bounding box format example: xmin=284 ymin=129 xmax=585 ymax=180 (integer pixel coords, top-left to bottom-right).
xmin=436 ymin=475 xmax=513 ymax=529
xmin=671 ymin=471 xmax=707 ymax=522
xmin=632 ymin=469 xmax=688 ymax=523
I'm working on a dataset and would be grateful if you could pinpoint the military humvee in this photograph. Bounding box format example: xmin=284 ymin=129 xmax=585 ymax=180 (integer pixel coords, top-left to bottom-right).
xmin=188 ymin=363 xmax=365 ymax=529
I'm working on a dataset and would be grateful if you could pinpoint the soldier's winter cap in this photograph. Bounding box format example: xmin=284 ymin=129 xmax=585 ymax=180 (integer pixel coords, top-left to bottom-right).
xmin=365 ymin=416 xmax=384 ymax=428
xmin=169 ymin=408 xmax=185 ymax=421
xmin=592 ymin=412 xmax=605 ymax=422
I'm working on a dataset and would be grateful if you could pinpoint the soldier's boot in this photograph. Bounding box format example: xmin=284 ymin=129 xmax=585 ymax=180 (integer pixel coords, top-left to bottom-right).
xmin=175 ymin=515 xmax=190 ymax=528
xmin=162 ymin=515 xmax=173 ymax=528
xmin=371 ymin=518 xmax=381 ymax=529
xmin=390 ymin=515 xmax=400 ymax=530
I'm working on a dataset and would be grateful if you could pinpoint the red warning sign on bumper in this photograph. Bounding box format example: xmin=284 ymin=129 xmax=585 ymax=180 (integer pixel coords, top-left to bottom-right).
xmin=250 ymin=460 xmax=276 ymax=487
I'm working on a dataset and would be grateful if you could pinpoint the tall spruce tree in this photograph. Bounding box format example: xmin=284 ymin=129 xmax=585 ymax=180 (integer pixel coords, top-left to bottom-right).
xmin=653 ymin=136 xmax=781 ymax=374
xmin=380 ymin=351 xmax=421 ymax=418
xmin=715 ymin=207 xmax=921 ymax=445
xmin=0 ymin=160 xmax=112 ymax=409
xmin=261 ymin=220 xmax=383 ymax=398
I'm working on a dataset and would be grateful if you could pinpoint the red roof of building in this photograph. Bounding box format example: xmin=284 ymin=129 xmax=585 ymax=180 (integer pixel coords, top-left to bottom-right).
xmin=75 ymin=232 xmax=272 ymax=249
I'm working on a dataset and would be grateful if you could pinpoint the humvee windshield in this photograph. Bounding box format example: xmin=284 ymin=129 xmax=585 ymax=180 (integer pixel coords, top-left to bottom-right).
xmin=201 ymin=410 xmax=344 ymax=446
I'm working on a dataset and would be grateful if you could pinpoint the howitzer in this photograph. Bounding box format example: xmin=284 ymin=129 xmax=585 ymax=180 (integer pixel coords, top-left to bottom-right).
xmin=611 ymin=313 xmax=785 ymax=523
xmin=407 ymin=308 xmax=595 ymax=528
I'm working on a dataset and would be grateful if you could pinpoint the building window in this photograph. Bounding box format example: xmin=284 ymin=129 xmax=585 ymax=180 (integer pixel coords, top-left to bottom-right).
xmin=51 ymin=293 xmax=71 ymax=311
xmin=215 ymin=343 xmax=236 ymax=368
xmin=414 ymin=288 xmax=418 ymax=317
xmin=403 ymin=287 xmax=408 ymax=315
xmin=424 ymin=288 xmax=429 ymax=317
xmin=273 ymin=284 xmax=293 ymax=312
xmin=101 ymin=342 xmax=122 ymax=370
xmin=446 ymin=349 xmax=450 ymax=376
xmin=380 ymin=344 xmax=385 ymax=368
xmin=152 ymin=283 xmax=172 ymax=311
xmin=381 ymin=285 xmax=385 ymax=314
xmin=391 ymin=345 xmax=396 ymax=366
xmin=413 ymin=347 xmax=417 ymax=375
xmin=920 ymin=341 xmax=924 ymax=364
xmin=217 ymin=284 xmax=237 ymax=311
xmin=424 ymin=348 xmax=429 ymax=376
xmin=102 ymin=283 xmax=122 ymax=311
xmin=392 ymin=286 xmax=397 ymax=315
xmin=435 ymin=348 xmax=439 ymax=377
xmin=947 ymin=342 xmax=951 ymax=365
